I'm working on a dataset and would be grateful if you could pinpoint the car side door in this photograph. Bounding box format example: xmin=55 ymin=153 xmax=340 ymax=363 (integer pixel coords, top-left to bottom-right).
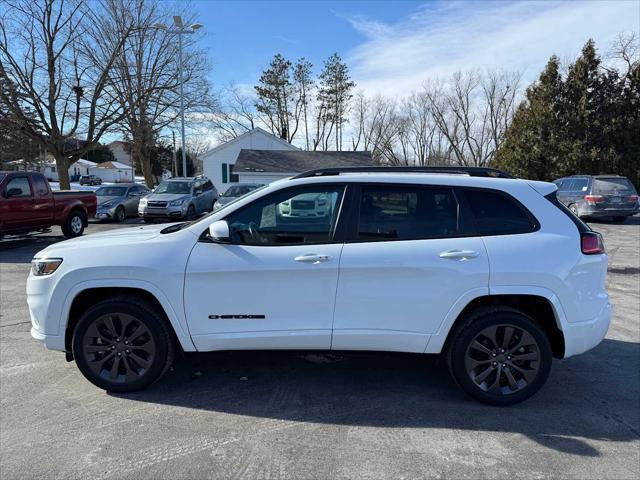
xmin=1 ymin=175 xmax=37 ymax=232
xmin=184 ymin=183 xmax=348 ymax=351
xmin=30 ymin=174 xmax=55 ymax=226
xmin=332 ymin=183 xmax=490 ymax=353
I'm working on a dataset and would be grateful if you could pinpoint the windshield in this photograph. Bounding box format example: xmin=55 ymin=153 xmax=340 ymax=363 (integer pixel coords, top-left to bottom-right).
xmin=223 ymin=185 xmax=260 ymax=197
xmin=154 ymin=181 xmax=191 ymax=194
xmin=95 ymin=186 xmax=127 ymax=196
xmin=593 ymin=177 xmax=636 ymax=194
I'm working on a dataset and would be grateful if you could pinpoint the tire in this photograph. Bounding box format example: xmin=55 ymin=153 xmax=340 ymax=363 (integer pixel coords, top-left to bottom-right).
xmin=114 ymin=206 xmax=125 ymax=223
xmin=447 ymin=307 xmax=552 ymax=406
xmin=62 ymin=210 xmax=85 ymax=238
xmin=569 ymin=204 xmax=579 ymax=217
xmin=612 ymin=216 xmax=626 ymax=223
xmin=72 ymin=296 xmax=175 ymax=393
xmin=185 ymin=205 xmax=195 ymax=220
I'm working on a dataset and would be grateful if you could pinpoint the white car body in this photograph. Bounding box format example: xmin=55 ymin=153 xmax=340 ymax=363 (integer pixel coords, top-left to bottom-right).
xmin=28 ymin=173 xmax=611 ymax=363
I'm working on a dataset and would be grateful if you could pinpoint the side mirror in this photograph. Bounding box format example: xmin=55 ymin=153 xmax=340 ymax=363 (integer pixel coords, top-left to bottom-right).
xmin=208 ymin=220 xmax=230 ymax=242
xmin=5 ymin=187 xmax=22 ymax=198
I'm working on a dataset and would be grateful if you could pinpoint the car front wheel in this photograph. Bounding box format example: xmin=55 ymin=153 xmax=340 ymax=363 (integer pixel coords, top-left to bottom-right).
xmin=448 ymin=308 xmax=552 ymax=406
xmin=72 ymin=296 xmax=174 ymax=392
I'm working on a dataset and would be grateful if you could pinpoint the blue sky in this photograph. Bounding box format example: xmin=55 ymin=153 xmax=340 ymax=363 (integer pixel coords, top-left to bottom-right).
xmin=192 ymin=0 xmax=639 ymax=96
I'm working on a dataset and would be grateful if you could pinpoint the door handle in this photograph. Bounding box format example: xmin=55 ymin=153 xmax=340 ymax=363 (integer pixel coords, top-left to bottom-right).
xmin=439 ymin=249 xmax=479 ymax=260
xmin=294 ymin=254 xmax=331 ymax=264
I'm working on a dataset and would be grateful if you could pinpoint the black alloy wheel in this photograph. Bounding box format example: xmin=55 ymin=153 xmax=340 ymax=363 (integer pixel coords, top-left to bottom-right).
xmin=448 ymin=308 xmax=552 ymax=406
xmin=73 ymin=297 xmax=174 ymax=392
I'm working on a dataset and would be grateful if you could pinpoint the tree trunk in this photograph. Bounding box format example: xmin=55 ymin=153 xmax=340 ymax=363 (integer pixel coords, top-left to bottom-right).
xmin=54 ymin=154 xmax=71 ymax=190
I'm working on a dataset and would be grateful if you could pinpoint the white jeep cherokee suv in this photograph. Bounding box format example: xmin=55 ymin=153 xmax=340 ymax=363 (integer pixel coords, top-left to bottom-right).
xmin=27 ymin=167 xmax=611 ymax=405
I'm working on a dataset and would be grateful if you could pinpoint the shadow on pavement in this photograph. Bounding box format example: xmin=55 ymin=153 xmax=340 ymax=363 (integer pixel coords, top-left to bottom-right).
xmin=114 ymin=338 xmax=639 ymax=458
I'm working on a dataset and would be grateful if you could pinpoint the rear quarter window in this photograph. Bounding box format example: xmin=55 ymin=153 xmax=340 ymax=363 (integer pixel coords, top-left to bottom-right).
xmin=462 ymin=188 xmax=538 ymax=235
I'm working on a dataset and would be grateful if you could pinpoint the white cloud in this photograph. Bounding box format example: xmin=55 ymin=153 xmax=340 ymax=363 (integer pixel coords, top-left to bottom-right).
xmin=345 ymin=0 xmax=639 ymax=96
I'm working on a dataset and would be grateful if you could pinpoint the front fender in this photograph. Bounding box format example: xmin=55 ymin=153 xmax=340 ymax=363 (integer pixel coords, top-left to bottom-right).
xmin=61 ymin=279 xmax=196 ymax=352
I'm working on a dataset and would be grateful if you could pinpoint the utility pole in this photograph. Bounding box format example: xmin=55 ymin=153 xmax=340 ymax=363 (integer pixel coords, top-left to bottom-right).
xmin=172 ymin=130 xmax=177 ymax=177
xmin=152 ymin=17 xmax=202 ymax=178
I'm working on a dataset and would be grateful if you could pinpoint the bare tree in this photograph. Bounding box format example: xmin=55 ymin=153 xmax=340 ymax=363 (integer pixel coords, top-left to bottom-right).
xmin=103 ymin=0 xmax=212 ymax=187
xmin=209 ymin=84 xmax=257 ymax=142
xmin=0 ymin=0 xmax=137 ymax=189
xmin=426 ymin=70 xmax=519 ymax=166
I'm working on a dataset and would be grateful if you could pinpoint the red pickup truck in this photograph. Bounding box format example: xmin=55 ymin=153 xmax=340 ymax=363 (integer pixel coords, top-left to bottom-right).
xmin=0 ymin=171 xmax=97 ymax=239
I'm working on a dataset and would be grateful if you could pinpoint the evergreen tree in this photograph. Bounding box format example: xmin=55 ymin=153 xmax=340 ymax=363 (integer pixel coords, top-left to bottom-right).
xmin=317 ymin=53 xmax=355 ymax=150
xmin=495 ymin=38 xmax=639 ymax=187
xmin=254 ymin=54 xmax=293 ymax=141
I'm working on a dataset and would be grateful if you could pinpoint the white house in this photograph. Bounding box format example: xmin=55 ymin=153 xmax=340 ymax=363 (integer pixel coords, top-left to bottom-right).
xmin=89 ymin=161 xmax=134 ymax=183
xmin=201 ymin=127 xmax=297 ymax=192
xmin=107 ymin=140 xmax=132 ymax=167
xmin=234 ymin=149 xmax=375 ymax=185
xmin=42 ymin=158 xmax=96 ymax=182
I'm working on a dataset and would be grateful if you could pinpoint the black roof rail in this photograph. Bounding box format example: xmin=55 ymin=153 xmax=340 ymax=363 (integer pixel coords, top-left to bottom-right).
xmin=292 ymin=166 xmax=514 ymax=179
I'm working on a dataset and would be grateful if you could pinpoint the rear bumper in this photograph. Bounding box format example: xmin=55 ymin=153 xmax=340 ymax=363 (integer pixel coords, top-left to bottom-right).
xmin=581 ymin=204 xmax=638 ymax=217
xmin=562 ymin=301 xmax=612 ymax=358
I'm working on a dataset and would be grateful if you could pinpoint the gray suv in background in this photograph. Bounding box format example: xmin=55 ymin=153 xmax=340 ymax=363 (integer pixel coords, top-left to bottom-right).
xmin=138 ymin=176 xmax=218 ymax=222
xmin=96 ymin=184 xmax=150 ymax=222
xmin=554 ymin=175 xmax=638 ymax=222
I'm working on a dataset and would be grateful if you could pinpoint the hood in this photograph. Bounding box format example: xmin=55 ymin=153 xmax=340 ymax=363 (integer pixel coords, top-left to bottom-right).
xmin=145 ymin=193 xmax=190 ymax=203
xmin=217 ymin=196 xmax=236 ymax=206
xmin=35 ymin=224 xmax=169 ymax=256
xmin=97 ymin=196 xmax=123 ymax=207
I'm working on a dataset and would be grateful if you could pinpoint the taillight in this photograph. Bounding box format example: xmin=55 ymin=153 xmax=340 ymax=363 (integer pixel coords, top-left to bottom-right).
xmin=627 ymin=195 xmax=638 ymax=203
xmin=581 ymin=232 xmax=605 ymax=255
xmin=585 ymin=195 xmax=606 ymax=203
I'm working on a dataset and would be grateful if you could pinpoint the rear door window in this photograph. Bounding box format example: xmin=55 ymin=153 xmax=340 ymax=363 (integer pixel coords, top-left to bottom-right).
xmin=571 ymin=178 xmax=589 ymax=192
xmin=462 ymin=188 xmax=538 ymax=236
xmin=32 ymin=175 xmax=49 ymax=196
xmin=357 ymin=185 xmax=459 ymax=241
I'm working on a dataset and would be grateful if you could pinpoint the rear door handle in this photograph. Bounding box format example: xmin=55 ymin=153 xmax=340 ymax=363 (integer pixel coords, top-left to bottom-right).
xmin=294 ymin=254 xmax=331 ymax=264
xmin=439 ymin=249 xmax=479 ymax=260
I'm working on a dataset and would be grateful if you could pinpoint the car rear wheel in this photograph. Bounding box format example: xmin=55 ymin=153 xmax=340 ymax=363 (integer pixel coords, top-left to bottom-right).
xmin=72 ymin=297 xmax=174 ymax=392
xmin=114 ymin=206 xmax=125 ymax=223
xmin=448 ymin=308 xmax=552 ymax=406
xmin=62 ymin=210 xmax=85 ymax=238
xmin=569 ymin=204 xmax=579 ymax=217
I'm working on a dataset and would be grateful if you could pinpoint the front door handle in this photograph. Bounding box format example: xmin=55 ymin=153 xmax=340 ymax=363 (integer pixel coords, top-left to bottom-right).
xmin=439 ymin=249 xmax=479 ymax=260
xmin=294 ymin=254 xmax=331 ymax=264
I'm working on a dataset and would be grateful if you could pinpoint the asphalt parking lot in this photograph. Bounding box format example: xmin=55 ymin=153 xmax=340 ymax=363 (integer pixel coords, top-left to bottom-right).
xmin=1 ymin=217 xmax=638 ymax=479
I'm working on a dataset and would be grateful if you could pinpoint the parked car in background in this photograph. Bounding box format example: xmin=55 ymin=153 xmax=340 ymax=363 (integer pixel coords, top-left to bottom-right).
xmin=0 ymin=171 xmax=96 ymax=238
xmin=96 ymin=184 xmax=150 ymax=222
xmin=553 ymin=175 xmax=639 ymax=222
xmin=213 ymin=183 xmax=263 ymax=211
xmin=79 ymin=175 xmax=102 ymax=186
xmin=28 ymin=166 xmax=611 ymax=406
xmin=138 ymin=176 xmax=217 ymax=222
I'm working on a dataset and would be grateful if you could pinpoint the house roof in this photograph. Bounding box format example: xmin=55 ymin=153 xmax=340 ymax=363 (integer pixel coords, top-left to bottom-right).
xmin=91 ymin=160 xmax=131 ymax=169
xmin=46 ymin=158 xmax=95 ymax=167
xmin=235 ymin=150 xmax=374 ymax=174
xmin=202 ymin=127 xmax=298 ymax=158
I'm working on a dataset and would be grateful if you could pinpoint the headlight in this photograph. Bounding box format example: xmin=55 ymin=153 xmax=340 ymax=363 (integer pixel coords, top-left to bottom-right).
xmin=100 ymin=201 xmax=115 ymax=208
xmin=31 ymin=258 xmax=63 ymax=276
xmin=139 ymin=198 xmax=147 ymax=205
xmin=170 ymin=199 xmax=184 ymax=206
xmin=213 ymin=202 xmax=222 ymax=210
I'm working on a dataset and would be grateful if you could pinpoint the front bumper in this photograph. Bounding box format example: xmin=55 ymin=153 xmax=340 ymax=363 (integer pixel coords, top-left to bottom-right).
xmin=96 ymin=206 xmax=116 ymax=220
xmin=562 ymin=301 xmax=612 ymax=358
xmin=138 ymin=204 xmax=188 ymax=219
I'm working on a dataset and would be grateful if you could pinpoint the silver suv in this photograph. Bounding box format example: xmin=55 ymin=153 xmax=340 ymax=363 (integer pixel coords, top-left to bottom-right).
xmin=138 ymin=176 xmax=218 ymax=222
